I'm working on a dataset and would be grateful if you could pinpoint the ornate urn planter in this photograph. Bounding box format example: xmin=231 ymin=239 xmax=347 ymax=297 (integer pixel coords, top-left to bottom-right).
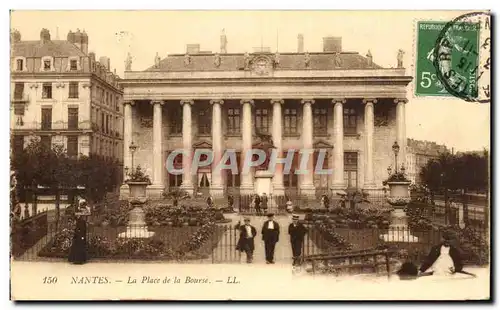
xmin=386 ymin=181 xmax=412 ymax=207
xmin=126 ymin=181 xmax=149 ymax=203
xmin=380 ymin=174 xmax=418 ymax=242
xmin=119 ymin=166 xmax=154 ymax=238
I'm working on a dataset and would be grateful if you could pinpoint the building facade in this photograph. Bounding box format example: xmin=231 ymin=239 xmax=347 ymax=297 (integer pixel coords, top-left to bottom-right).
xmin=121 ymin=34 xmax=412 ymax=199
xmin=405 ymin=138 xmax=449 ymax=184
xmin=10 ymin=28 xmax=124 ymax=162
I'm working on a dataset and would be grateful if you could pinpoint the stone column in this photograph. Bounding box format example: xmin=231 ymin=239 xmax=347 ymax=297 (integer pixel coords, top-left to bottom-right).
xmin=149 ymin=100 xmax=164 ymax=197
xmin=300 ymin=99 xmax=316 ymax=197
xmin=395 ymin=98 xmax=408 ymax=168
xmin=331 ymin=98 xmax=346 ymax=191
xmin=271 ymin=99 xmax=285 ymax=196
xmin=180 ymin=99 xmax=194 ymax=195
xmin=210 ymin=99 xmax=224 ymax=197
xmin=240 ymin=99 xmax=254 ymax=194
xmin=120 ymin=101 xmax=134 ymax=199
xmin=362 ymin=98 xmax=377 ymax=190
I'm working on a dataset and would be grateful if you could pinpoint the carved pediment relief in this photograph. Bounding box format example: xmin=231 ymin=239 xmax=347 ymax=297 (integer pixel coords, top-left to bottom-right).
xmin=314 ymin=140 xmax=334 ymax=149
xmin=192 ymin=140 xmax=212 ymax=149
xmin=250 ymin=55 xmax=274 ymax=76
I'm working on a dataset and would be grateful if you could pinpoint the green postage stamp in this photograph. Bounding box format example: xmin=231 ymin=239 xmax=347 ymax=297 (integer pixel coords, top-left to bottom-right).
xmin=415 ymin=12 xmax=490 ymax=103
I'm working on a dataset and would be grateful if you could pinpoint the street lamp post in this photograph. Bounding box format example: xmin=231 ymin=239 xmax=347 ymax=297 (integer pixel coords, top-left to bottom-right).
xmin=129 ymin=142 xmax=138 ymax=174
xmin=392 ymin=141 xmax=400 ymax=173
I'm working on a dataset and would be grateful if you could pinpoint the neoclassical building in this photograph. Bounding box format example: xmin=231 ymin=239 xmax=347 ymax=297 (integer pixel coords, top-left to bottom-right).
xmin=120 ymin=34 xmax=412 ymax=199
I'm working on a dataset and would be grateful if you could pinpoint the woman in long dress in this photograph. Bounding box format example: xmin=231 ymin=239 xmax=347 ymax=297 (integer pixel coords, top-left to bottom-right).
xmin=68 ymin=201 xmax=90 ymax=264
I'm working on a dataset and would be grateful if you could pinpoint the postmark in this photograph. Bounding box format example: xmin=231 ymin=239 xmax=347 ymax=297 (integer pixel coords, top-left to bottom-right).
xmin=433 ymin=11 xmax=491 ymax=103
xmin=415 ymin=12 xmax=490 ymax=103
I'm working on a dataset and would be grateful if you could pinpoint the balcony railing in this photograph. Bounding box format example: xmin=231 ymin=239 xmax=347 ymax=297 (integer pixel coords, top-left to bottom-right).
xmin=11 ymin=121 xmax=92 ymax=131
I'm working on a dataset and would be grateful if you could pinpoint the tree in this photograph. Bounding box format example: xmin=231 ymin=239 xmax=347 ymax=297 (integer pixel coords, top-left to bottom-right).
xmin=12 ymin=138 xmax=122 ymax=228
xmin=419 ymin=151 xmax=489 ymax=226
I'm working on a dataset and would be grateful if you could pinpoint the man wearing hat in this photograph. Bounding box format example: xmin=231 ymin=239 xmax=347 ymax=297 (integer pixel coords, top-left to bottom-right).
xmin=261 ymin=213 xmax=280 ymax=264
xmin=419 ymin=231 xmax=463 ymax=276
xmin=235 ymin=217 xmax=257 ymax=263
xmin=288 ymin=214 xmax=307 ymax=266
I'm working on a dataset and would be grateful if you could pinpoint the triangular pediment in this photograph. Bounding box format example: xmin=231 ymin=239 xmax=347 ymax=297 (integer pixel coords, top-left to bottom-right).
xmin=192 ymin=140 xmax=212 ymax=149
xmin=314 ymin=140 xmax=334 ymax=149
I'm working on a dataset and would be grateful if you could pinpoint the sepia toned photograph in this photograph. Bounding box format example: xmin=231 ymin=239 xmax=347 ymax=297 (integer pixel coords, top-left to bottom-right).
xmin=9 ymin=10 xmax=491 ymax=301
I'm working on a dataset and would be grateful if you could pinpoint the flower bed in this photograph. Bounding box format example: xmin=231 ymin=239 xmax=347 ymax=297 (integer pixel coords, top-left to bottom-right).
xmin=303 ymin=207 xmax=392 ymax=230
xmin=38 ymin=220 xmax=226 ymax=260
xmin=89 ymin=201 xmax=231 ymax=227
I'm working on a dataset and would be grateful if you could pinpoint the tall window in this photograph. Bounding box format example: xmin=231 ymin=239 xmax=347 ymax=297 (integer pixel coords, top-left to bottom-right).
xmin=343 ymin=107 xmax=357 ymax=135
xmin=227 ymin=108 xmax=241 ymax=134
xmin=169 ymin=107 xmax=182 ymax=135
xmin=40 ymin=136 xmax=51 ymax=150
xmin=255 ymin=108 xmax=270 ymax=134
xmin=101 ymin=112 xmax=105 ymax=132
xmin=344 ymin=152 xmax=358 ymax=189
xmin=70 ymin=60 xmax=78 ymax=71
xmin=16 ymin=59 xmax=23 ymax=71
xmin=43 ymin=60 xmax=51 ymax=71
xmin=225 ymin=152 xmax=241 ymax=187
xmin=68 ymin=107 xmax=79 ymax=129
xmin=42 ymin=83 xmax=52 ymax=99
xmin=283 ymin=150 xmax=299 ymax=188
xmin=41 ymin=108 xmax=52 ymax=130
xmin=313 ymin=151 xmax=329 ymax=189
xmin=283 ymin=108 xmax=298 ymax=135
xmin=69 ymin=82 xmax=79 ymax=98
xmin=198 ymin=107 xmax=211 ymax=135
xmin=14 ymin=83 xmax=24 ymax=100
xmin=67 ymin=136 xmax=78 ymax=158
xmin=169 ymin=153 xmax=183 ymax=187
xmin=313 ymin=108 xmax=328 ymax=135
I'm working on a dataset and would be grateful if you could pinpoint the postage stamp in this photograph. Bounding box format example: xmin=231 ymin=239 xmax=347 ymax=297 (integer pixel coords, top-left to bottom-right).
xmin=415 ymin=12 xmax=490 ymax=102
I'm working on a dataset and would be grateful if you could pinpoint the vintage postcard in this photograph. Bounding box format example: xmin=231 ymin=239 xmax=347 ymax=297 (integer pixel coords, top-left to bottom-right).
xmin=9 ymin=10 xmax=490 ymax=301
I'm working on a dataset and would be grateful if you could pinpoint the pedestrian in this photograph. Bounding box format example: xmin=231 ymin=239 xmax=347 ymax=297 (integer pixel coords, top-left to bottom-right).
xmin=254 ymin=194 xmax=261 ymax=215
xmin=286 ymin=197 xmax=294 ymax=213
xmin=235 ymin=217 xmax=257 ymax=263
xmin=261 ymin=212 xmax=280 ymax=264
xmin=68 ymin=200 xmax=90 ymax=265
xmin=288 ymin=214 xmax=307 ymax=266
xmin=261 ymin=193 xmax=268 ymax=214
xmin=419 ymin=231 xmax=463 ymax=276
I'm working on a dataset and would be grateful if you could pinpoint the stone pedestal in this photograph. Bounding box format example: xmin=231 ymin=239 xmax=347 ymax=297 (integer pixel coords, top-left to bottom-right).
xmin=118 ymin=204 xmax=154 ymax=238
xmin=381 ymin=208 xmax=418 ymax=242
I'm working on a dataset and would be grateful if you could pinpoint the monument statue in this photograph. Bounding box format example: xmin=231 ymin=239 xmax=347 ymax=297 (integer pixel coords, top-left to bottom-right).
xmin=154 ymin=52 xmax=161 ymax=68
xmin=125 ymin=52 xmax=132 ymax=71
xmin=244 ymin=52 xmax=251 ymax=69
xmin=397 ymin=49 xmax=405 ymax=68
xmin=304 ymin=51 xmax=310 ymax=68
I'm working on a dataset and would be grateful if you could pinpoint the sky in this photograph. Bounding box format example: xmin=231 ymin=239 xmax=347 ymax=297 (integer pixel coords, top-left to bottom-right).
xmin=10 ymin=10 xmax=490 ymax=152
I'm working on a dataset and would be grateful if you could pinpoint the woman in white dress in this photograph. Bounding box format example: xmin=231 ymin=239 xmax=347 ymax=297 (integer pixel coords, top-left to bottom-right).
xmin=419 ymin=231 xmax=463 ymax=276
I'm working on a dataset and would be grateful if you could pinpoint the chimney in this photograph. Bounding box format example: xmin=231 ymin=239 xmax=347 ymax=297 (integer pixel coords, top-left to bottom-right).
xmin=88 ymin=52 xmax=96 ymax=62
xmin=67 ymin=30 xmax=75 ymax=43
xmin=186 ymin=44 xmax=200 ymax=54
xmin=81 ymin=30 xmax=88 ymax=54
xmin=73 ymin=28 xmax=82 ymax=50
xmin=323 ymin=36 xmax=342 ymax=53
xmin=220 ymin=29 xmax=227 ymax=53
xmin=297 ymin=34 xmax=304 ymax=53
xmin=99 ymin=56 xmax=110 ymax=71
xmin=11 ymin=29 xmax=21 ymax=43
xmin=40 ymin=28 xmax=51 ymax=44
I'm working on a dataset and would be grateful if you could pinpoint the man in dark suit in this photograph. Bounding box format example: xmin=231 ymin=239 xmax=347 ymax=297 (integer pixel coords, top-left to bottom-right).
xmin=261 ymin=213 xmax=280 ymax=264
xmin=236 ymin=217 xmax=257 ymax=263
xmin=419 ymin=231 xmax=463 ymax=275
xmin=288 ymin=214 xmax=307 ymax=266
